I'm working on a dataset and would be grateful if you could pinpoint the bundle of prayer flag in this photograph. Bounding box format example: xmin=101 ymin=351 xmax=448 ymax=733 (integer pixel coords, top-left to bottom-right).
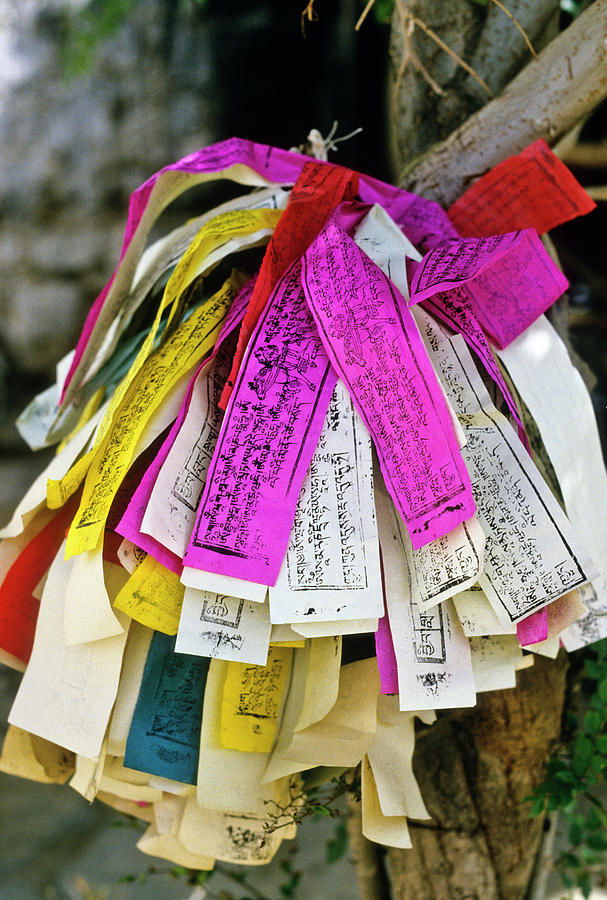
xmin=1 ymin=137 xmax=605 ymax=865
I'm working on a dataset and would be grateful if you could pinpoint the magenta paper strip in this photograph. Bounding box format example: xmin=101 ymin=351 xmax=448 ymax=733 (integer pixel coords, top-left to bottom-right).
xmin=411 ymin=229 xmax=569 ymax=349
xmin=62 ymin=138 xmax=444 ymax=402
xmin=516 ymin=608 xmax=549 ymax=646
xmin=302 ymin=222 xmax=475 ymax=550
xmin=115 ymin=277 xmax=255 ymax=567
xmin=183 ymin=260 xmax=337 ymax=586
xmin=375 ymin=614 xmax=399 ymax=695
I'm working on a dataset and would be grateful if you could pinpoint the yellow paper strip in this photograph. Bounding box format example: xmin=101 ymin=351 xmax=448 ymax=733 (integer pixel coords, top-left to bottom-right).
xmin=65 ymin=272 xmax=242 ymax=556
xmin=53 ymin=207 xmax=280 ymax=514
xmin=219 ymin=648 xmax=292 ymax=754
xmin=114 ymin=555 xmax=184 ymax=635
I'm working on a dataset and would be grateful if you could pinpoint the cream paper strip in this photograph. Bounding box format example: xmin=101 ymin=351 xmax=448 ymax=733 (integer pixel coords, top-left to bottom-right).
xmin=496 ymin=316 xmax=607 ymax=649
xmin=292 ymin=619 xmax=378 ymax=637
xmin=269 ymin=381 xmax=382 ymax=624
xmin=196 ymin=658 xmax=290 ymax=818
xmin=9 ymin=542 xmax=129 ymax=759
xmin=263 ymin=656 xmax=378 ymax=783
xmin=181 ymin=568 xmax=268 ymax=603
xmin=137 ymin=794 xmax=215 ymax=870
xmin=453 ymin=588 xmax=516 ymax=637
xmin=415 ymin=308 xmax=595 ymax=626
xmin=469 ymin=635 xmax=522 ymax=692
xmin=376 ymin=482 xmax=477 ymax=712
xmin=179 ymin=795 xmax=286 ymax=866
xmin=361 ymin=755 xmax=412 ymax=849
xmin=63 ymin=552 xmax=127 ymax=645
xmin=367 ymin=694 xmax=430 ymax=820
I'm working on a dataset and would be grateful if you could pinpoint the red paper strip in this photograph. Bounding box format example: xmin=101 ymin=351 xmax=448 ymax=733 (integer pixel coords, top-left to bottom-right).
xmin=220 ymin=161 xmax=358 ymax=407
xmin=448 ymin=139 xmax=595 ymax=238
xmin=0 ymin=498 xmax=77 ymax=663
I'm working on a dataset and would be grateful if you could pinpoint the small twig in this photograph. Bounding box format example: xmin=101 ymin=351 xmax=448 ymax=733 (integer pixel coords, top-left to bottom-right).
xmin=355 ymin=0 xmax=377 ymax=31
xmin=411 ymin=13 xmax=492 ymax=95
xmin=488 ymin=0 xmax=538 ymax=59
xmin=391 ymin=0 xmax=491 ymax=99
xmin=409 ymin=45 xmax=446 ymax=96
xmin=300 ymin=0 xmax=319 ymax=36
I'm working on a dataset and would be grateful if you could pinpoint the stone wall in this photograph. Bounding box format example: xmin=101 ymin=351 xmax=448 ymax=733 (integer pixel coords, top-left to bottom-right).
xmin=0 ymin=0 xmax=216 ymax=444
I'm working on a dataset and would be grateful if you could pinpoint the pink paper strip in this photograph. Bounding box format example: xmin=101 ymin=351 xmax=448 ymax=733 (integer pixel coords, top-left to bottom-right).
xmin=411 ymin=230 xmax=569 ymax=349
xmin=62 ymin=138 xmax=442 ymax=401
xmin=516 ymin=608 xmax=549 ymax=646
xmin=375 ymin=613 xmax=399 ymax=695
xmin=302 ymin=219 xmax=475 ymax=550
xmin=183 ymin=260 xmax=337 ymax=586
xmin=394 ymin=194 xmax=459 ymax=250
xmin=115 ymin=277 xmax=255 ymax=568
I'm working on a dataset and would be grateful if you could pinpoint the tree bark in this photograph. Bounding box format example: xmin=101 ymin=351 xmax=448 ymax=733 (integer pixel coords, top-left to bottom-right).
xmin=379 ymin=3 xmax=607 ymax=899
xmin=398 ymin=0 xmax=607 ymax=206
xmin=387 ymin=655 xmax=568 ymax=900
xmin=387 ymin=0 xmax=561 ymax=176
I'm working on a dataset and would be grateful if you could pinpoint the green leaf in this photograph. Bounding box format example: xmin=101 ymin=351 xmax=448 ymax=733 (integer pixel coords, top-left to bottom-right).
xmin=560 ymin=851 xmax=581 ymax=869
xmin=578 ymin=870 xmax=593 ymax=898
xmin=586 ymin=832 xmax=607 ymax=851
xmin=569 ymin=822 xmax=584 ymax=846
xmin=583 ymin=711 xmax=602 ymax=736
xmin=326 ymin=821 xmax=349 ymax=864
xmin=529 ymin=796 xmax=545 ymax=818
xmin=597 ymin=678 xmax=607 ymax=702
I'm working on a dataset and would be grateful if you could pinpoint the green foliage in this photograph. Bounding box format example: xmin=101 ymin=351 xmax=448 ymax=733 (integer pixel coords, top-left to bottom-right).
xmin=362 ymin=0 xmax=395 ymax=24
xmin=560 ymin=0 xmax=588 ymax=16
xmin=527 ymin=638 xmax=607 ymax=898
xmin=60 ymin=0 xmax=208 ymax=76
xmin=325 ymin=820 xmax=349 ymax=864
xmin=61 ymin=0 xmax=138 ymax=77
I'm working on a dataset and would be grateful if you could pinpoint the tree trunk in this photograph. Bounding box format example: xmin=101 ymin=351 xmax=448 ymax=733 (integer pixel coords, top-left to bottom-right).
xmin=387 ymin=655 xmax=568 ymax=900
xmin=375 ymin=3 xmax=607 ymax=898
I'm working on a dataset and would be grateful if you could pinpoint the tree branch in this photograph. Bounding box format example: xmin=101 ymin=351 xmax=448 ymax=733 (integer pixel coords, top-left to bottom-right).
xmin=400 ymin=0 xmax=607 ymax=206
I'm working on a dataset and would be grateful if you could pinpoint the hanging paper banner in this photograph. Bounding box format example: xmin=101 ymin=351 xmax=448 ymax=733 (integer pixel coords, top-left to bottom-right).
xmin=448 ymin=139 xmax=595 ymax=237
xmin=124 ymin=631 xmax=208 ymax=785
xmin=302 ymin=220 xmax=475 ymax=549
xmin=269 ymin=381 xmax=382 ymax=624
xmin=415 ymin=307 xmax=595 ymax=625
xmin=183 ymin=260 xmax=337 ymax=587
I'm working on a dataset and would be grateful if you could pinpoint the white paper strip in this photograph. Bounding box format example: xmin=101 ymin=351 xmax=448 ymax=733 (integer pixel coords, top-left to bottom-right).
xmin=415 ymin=308 xmax=595 ymax=626
xmin=9 ymin=543 xmax=129 ymax=759
xmin=269 ymin=381 xmax=382 ymax=625
xmin=376 ymin=483 xmax=476 ymax=711
xmin=497 ymin=316 xmax=607 ymax=649
xmin=175 ymin=588 xmax=272 ymax=665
